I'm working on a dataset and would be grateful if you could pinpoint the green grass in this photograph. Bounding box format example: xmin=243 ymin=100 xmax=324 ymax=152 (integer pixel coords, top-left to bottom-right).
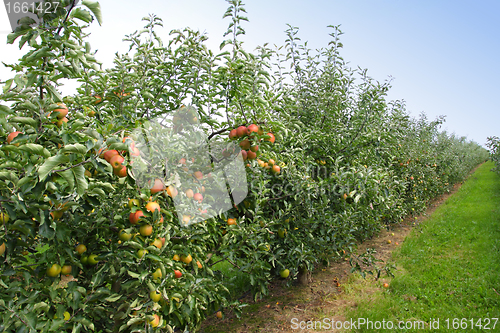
xmin=345 ymin=161 xmax=500 ymax=332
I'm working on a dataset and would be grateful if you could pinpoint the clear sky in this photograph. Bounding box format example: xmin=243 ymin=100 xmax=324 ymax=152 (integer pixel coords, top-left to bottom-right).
xmin=1 ymin=1 xmax=498 ymax=147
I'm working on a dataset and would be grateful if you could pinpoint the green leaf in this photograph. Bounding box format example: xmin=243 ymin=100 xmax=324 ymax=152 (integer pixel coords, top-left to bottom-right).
xmin=73 ymin=165 xmax=88 ymax=195
xmin=19 ymin=144 xmax=51 ymax=158
xmin=61 ymin=144 xmax=88 ymax=155
xmin=3 ymin=79 xmax=13 ymax=93
xmin=84 ymin=129 xmax=101 ymax=140
xmin=44 ymin=85 xmax=62 ymax=102
xmin=59 ymin=169 xmax=75 ymax=190
xmin=82 ymin=1 xmax=103 ymax=25
xmin=0 ymin=105 xmax=13 ymax=115
xmin=0 ymin=171 xmax=18 ymax=185
xmin=93 ymin=182 xmax=114 ymax=192
xmin=70 ymin=8 xmax=93 ymax=23
xmin=147 ymin=254 xmax=162 ymax=262
xmin=105 ymin=294 xmax=122 ymax=302
xmin=9 ymin=116 xmax=38 ymax=127
xmin=108 ymin=142 xmax=128 ymax=151
xmin=7 ymin=25 xmax=32 ymax=45
xmin=71 ymin=120 xmax=85 ymax=130
xmin=18 ymin=176 xmax=36 ymax=188
xmin=19 ymin=100 xmax=38 ymax=111
xmin=0 ymin=161 xmax=22 ymax=169
xmin=71 ymin=322 xmax=83 ymax=333
xmin=39 ymin=220 xmax=55 ymax=240
xmin=33 ymin=302 xmax=50 ymax=312
xmin=127 ymin=271 xmax=140 ymax=278
xmin=38 ymin=155 xmax=70 ymax=181
xmin=49 ymin=319 xmax=65 ymax=331
xmin=80 ymin=318 xmax=95 ymax=331
xmin=88 ymin=187 xmax=105 ymax=197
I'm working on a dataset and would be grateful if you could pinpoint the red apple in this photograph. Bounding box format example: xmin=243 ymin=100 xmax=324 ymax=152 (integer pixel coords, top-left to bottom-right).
xmin=145 ymin=201 xmax=161 ymax=213
xmin=239 ymin=139 xmax=251 ymax=150
xmin=53 ymin=103 xmax=68 ymax=119
xmin=193 ymin=193 xmax=203 ymax=203
xmin=236 ymin=126 xmax=247 ymax=138
xmin=167 ymin=185 xmax=178 ymax=198
xmin=246 ymin=124 xmax=259 ymax=136
xmin=131 ymin=147 xmax=140 ymax=157
xmin=266 ymin=133 xmax=275 ymax=144
xmin=113 ymin=165 xmax=127 ymax=178
xmin=150 ymin=178 xmax=165 ymax=194
xmin=103 ymin=150 xmax=119 ymax=162
xmin=185 ymin=189 xmax=194 ymax=198
xmin=229 ymin=129 xmax=237 ymax=140
xmin=174 ymin=270 xmax=182 ymax=278
xmin=109 ymin=154 xmax=125 ymax=169
xmin=247 ymin=151 xmax=257 ymax=160
xmin=129 ymin=210 xmax=144 ymax=224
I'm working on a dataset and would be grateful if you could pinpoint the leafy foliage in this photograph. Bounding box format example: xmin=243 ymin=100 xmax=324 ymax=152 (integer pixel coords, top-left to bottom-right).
xmin=487 ymin=136 xmax=500 ymax=173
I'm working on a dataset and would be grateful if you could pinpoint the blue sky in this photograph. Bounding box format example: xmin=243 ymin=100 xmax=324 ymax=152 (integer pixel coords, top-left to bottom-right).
xmin=1 ymin=0 xmax=498 ymax=147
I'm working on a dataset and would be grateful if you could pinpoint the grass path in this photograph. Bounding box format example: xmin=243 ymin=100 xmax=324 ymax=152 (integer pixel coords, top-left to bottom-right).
xmin=201 ymin=162 xmax=500 ymax=332
xmin=344 ymin=161 xmax=500 ymax=332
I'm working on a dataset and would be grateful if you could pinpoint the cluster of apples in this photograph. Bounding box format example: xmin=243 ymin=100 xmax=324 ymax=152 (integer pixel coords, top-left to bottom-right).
xmin=150 ymin=173 xmax=204 ymax=206
xmin=177 ymin=159 xmax=207 ymax=204
xmin=99 ymin=137 xmax=140 ymax=178
xmin=184 ymin=187 xmax=205 ymax=204
xmin=173 ymin=253 xmax=203 ymax=269
xmin=100 ymin=149 xmax=127 ymax=177
xmin=5 ymin=103 xmax=69 ymax=146
xmin=51 ymin=103 xmax=69 ymax=127
xmin=257 ymin=158 xmax=281 ymax=175
xmin=172 ymin=105 xmax=198 ymax=133
xmin=126 ymin=199 xmax=166 ymax=256
xmin=148 ymin=176 xmax=208 ymax=226
xmin=228 ymin=124 xmax=275 ymax=161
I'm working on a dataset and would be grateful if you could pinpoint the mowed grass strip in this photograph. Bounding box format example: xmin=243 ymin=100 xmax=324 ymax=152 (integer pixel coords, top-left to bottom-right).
xmin=345 ymin=161 xmax=500 ymax=332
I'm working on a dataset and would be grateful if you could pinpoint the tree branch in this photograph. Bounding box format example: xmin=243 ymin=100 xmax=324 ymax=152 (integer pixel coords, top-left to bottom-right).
xmin=336 ymin=103 xmax=373 ymax=155
xmin=56 ymin=0 xmax=78 ymax=35
xmin=52 ymin=160 xmax=91 ymax=173
xmin=207 ymin=127 xmax=230 ymax=141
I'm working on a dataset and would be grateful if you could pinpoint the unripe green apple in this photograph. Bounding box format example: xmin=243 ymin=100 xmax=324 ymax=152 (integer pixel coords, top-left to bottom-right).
xmin=47 ymin=264 xmax=62 ymax=277
xmin=150 ymin=290 xmax=161 ymax=302
xmin=87 ymin=254 xmax=99 ymax=265
xmin=0 ymin=212 xmax=9 ymax=224
xmin=152 ymin=268 xmax=162 ymax=280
